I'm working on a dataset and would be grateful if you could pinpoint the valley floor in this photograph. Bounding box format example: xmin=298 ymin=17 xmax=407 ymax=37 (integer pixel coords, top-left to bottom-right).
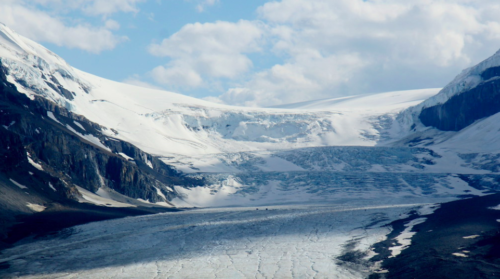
xmin=3 ymin=195 xmax=500 ymax=278
xmin=0 ymin=201 xmax=429 ymax=279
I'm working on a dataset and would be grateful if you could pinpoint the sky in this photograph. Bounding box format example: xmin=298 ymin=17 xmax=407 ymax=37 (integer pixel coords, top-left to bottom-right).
xmin=1 ymin=0 xmax=500 ymax=107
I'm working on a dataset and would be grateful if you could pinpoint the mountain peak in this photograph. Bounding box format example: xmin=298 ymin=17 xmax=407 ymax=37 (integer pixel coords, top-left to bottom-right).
xmin=0 ymin=23 xmax=69 ymax=70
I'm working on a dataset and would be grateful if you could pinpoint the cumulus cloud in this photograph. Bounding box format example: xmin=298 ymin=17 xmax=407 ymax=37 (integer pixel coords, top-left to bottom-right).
xmin=213 ymin=0 xmax=500 ymax=106
xmin=0 ymin=0 xmax=142 ymax=53
xmin=148 ymin=20 xmax=264 ymax=88
xmin=220 ymin=53 xmax=366 ymax=106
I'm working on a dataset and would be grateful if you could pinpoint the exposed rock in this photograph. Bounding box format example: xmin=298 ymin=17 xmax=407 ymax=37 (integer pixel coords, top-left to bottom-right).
xmin=419 ymin=67 xmax=500 ymax=131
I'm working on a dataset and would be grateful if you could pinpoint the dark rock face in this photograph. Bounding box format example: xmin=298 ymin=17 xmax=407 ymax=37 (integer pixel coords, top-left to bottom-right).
xmin=419 ymin=68 xmax=500 ymax=131
xmin=481 ymin=66 xmax=500 ymax=80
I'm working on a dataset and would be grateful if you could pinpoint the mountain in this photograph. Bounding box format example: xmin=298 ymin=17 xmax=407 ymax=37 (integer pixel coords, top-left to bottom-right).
xmin=1 ymin=23 xmax=500 ymax=278
xmin=0 ymin=24 xmax=205 ymax=246
xmin=1 ymin=21 xmax=500 ymax=210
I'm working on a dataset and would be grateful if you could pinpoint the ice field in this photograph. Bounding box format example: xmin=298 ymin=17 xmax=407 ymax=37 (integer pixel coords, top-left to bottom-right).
xmin=0 ymin=202 xmax=438 ymax=279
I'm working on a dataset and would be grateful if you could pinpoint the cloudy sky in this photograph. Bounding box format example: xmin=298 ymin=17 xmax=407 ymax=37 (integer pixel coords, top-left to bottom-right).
xmin=2 ymin=0 xmax=500 ymax=107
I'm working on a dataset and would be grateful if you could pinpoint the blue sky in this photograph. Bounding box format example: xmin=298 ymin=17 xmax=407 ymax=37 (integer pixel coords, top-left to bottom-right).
xmin=44 ymin=1 xmax=271 ymax=84
xmin=2 ymin=0 xmax=500 ymax=106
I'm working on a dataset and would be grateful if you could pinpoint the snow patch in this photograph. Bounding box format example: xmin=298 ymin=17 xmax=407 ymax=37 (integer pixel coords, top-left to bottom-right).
xmin=26 ymin=203 xmax=45 ymax=212
xmin=2 ymin=121 xmax=15 ymax=130
xmin=489 ymin=204 xmax=500 ymax=210
xmin=10 ymin=179 xmax=27 ymax=189
xmin=118 ymin=152 xmax=133 ymax=161
xmin=73 ymin=121 xmax=86 ymax=131
xmin=47 ymin=111 xmax=62 ymax=125
xmin=154 ymin=186 xmax=167 ymax=201
xmin=27 ymin=152 xmax=43 ymax=171
xmin=389 ymin=218 xmax=427 ymax=258
xmin=146 ymin=159 xmax=153 ymax=169
xmin=77 ymin=186 xmax=135 ymax=208
xmin=417 ymin=204 xmax=440 ymax=216
xmin=463 ymin=235 xmax=480 ymax=239
xmin=65 ymin=124 xmax=111 ymax=152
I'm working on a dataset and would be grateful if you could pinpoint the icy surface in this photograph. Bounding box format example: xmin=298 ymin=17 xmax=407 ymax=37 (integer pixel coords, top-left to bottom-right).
xmin=0 ymin=203 xmax=429 ymax=279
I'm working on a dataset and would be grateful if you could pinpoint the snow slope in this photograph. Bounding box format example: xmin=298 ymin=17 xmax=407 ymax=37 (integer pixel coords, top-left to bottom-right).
xmin=0 ymin=24 xmax=441 ymax=158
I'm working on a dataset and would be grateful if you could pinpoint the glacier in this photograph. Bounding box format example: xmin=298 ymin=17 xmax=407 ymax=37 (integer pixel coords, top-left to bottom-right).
xmin=1 ymin=22 xmax=500 ymax=278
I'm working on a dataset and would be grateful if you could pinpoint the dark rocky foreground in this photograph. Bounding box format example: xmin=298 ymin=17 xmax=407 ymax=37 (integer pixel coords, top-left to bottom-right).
xmin=370 ymin=193 xmax=500 ymax=279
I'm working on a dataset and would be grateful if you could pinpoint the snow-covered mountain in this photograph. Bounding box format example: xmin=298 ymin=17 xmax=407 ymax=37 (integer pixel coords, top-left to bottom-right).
xmin=1 ymin=21 xmax=500 ymax=211
xmin=2 ymin=22 xmax=500 ymax=278
xmin=0 ymin=21 xmax=437 ymax=156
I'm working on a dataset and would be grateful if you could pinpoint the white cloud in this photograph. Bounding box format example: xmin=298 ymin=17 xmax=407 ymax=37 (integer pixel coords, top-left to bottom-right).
xmin=150 ymin=62 xmax=204 ymax=88
xmin=148 ymin=20 xmax=264 ymax=88
xmin=105 ymin=19 xmax=121 ymax=30
xmin=216 ymin=0 xmax=500 ymax=106
xmin=0 ymin=4 xmax=127 ymax=53
xmin=0 ymin=0 xmax=141 ymax=53
xmin=219 ymin=53 xmax=366 ymax=106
